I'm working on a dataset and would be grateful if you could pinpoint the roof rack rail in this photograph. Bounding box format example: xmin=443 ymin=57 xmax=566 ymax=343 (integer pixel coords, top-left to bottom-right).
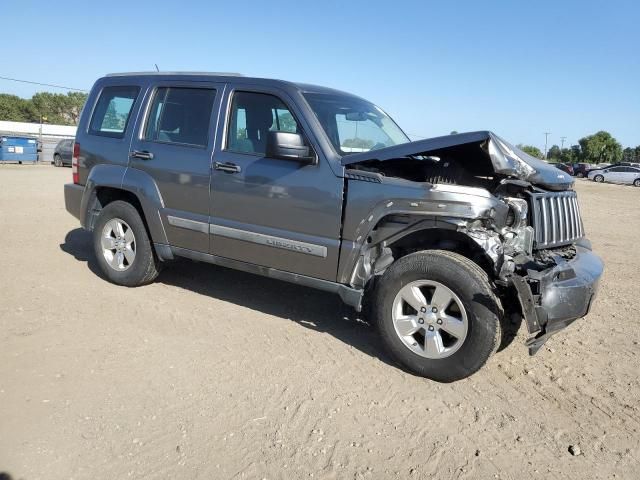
xmin=105 ymin=71 xmax=244 ymax=77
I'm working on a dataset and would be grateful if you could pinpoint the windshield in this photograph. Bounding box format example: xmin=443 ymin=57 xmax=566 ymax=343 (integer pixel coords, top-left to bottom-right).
xmin=303 ymin=93 xmax=409 ymax=155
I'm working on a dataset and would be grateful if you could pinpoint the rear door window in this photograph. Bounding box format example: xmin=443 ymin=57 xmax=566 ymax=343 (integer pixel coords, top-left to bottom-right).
xmin=89 ymin=86 xmax=140 ymax=138
xmin=144 ymin=87 xmax=216 ymax=147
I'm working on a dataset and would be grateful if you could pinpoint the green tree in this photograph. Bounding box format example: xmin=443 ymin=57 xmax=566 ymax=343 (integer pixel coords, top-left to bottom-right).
xmin=0 ymin=90 xmax=87 ymax=125
xmin=559 ymin=145 xmax=580 ymax=164
xmin=0 ymin=94 xmax=37 ymax=122
xmin=622 ymin=146 xmax=640 ymax=162
xmin=623 ymin=147 xmax=635 ymax=161
xmin=577 ymin=131 xmax=622 ymax=164
xmin=571 ymin=145 xmax=582 ymax=161
xmin=517 ymin=144 xmax=543 ymax=158
xmin=547 ymin=144 xmax=561 ymax=160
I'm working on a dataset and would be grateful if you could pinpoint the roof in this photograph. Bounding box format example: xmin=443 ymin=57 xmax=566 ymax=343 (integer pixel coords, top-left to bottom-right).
xmin=102 ymin=71 xmax=362 ymax=99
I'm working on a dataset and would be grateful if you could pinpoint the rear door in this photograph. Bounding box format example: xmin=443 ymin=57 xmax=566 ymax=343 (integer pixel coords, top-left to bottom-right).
xmin=208 ymin=85 xmax=343 ymax=281
xmin=61 ymin=139 xmax=73 ymax=163
xmin=622 ymin=167 xmax=640 ymax=184
xmin=129 ymin=82 xmax=223 ymax=253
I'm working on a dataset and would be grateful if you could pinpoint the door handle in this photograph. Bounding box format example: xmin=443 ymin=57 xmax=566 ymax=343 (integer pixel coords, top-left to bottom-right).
xmin=215 ymin=162 xmax=241 ymax=173
xmin=130 ymin=150 xmax=154 ymax=160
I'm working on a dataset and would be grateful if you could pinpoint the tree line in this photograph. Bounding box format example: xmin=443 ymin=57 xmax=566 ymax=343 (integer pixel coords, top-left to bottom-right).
xmin=518 ymin=131 xmax=639 ymax=165
xmin=1 ymin=90 xmax=638 ymax=164
xmin=0 ymin=91 xmax=88 ymax=126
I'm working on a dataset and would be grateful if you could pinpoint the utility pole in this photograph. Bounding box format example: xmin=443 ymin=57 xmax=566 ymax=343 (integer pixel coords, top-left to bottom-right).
xmin=560 ymin=136 xmax=567 ymax=149
xmin=544 ymin=132 xmax=551 ymax=159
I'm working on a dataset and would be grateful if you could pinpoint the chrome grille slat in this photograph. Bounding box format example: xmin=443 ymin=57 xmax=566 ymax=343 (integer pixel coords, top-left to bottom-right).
xmin=570 ymin=197 xmax=578 ymax=240
xmin=530 ymin=191 xmax=584 ymax=249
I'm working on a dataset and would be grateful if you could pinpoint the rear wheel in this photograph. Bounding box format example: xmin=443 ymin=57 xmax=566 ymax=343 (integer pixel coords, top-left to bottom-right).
xmin=594 ymin=174 xmax=604 ymax=183
xmin=373 ymin=250 xmax=501 ymax=382
xmin=576 ymin=172 xmax=584 ymax=178
xmin=54 ymin=155 xmax=62 ymax=167
xmin=93 ymin=200 xmax=160 ymax=286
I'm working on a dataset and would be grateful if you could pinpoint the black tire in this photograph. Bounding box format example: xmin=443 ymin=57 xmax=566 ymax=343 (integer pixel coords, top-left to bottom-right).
xmin=594 ymin=174 xmax=604 ymax=183
xmin=576 ymin=172 xmax=584 ymax=178
xmin=93 ymin=200 xmax=160 ymax=287
xmin=634 ymin=178 xmax=640 ymax=187
xmin=373 ymin=250 xmax=502 ymax=382
xmin=54 ymin=155 xmax=62 ymax=167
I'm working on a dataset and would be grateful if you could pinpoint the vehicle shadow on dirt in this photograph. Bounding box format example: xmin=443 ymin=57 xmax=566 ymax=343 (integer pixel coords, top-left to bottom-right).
xmin=60 ymin=228 xmax=395 ymax=368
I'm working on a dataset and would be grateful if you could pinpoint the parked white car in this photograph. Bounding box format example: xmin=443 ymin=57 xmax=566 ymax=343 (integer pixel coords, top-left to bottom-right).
xmin=588 ymin=165 xmax=640 ymax=186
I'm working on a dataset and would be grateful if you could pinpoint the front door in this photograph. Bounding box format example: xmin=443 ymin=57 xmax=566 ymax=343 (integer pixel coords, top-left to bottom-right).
xmin=209 ymin=87 xmax=343 ymax=281
xmin=129 ymin=82 xmax=223 ymax=252
xmin=604 ymin=167 xmax=623 ymax=183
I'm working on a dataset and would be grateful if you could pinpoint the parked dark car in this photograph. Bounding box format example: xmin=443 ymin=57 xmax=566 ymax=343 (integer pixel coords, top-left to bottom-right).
xmin=572 ymin=163 xmax=594 ymax=178
xmin=64 ymin=72 xmax=603 ymax=382
xmin=53 ymin=138 xmax=74 ymax=167
xmin=548 ymin=162 xmax=574 ymax=176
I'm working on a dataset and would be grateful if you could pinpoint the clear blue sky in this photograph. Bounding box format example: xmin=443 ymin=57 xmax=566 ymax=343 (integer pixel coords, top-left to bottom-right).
xmin=2 ymin=0 xmax=639 ymax=150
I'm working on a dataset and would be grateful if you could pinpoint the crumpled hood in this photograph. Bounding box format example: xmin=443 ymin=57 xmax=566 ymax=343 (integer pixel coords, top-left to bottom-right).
xmin=341 ymin=131 xmax=574 ymax=191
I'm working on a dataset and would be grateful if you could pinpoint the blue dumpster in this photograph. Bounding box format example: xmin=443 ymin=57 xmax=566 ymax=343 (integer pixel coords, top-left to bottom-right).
xmin=0 ymin=136 xmax=39 ymax=163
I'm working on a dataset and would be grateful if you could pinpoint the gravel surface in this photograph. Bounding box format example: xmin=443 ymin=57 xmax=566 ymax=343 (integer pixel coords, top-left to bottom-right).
xmin=1 ymin=165 xmax=639 ymax=479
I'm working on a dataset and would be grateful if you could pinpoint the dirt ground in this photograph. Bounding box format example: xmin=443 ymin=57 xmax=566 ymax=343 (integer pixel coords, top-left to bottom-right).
xmin=0 ymin=164 xmax=638 ymax=480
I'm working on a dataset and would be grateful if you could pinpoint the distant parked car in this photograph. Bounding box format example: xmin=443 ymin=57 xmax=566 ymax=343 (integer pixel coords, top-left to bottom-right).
xmin=588 ymin=165 xmax=640 ymax=186
xmin=548 ymin=162 xmax=574 ymax=176
xmin=619 ymin=161 xmax=640 ymax=168
xmin=572 ymin=163 xmax=594 ymax=178
xmin=53 ymin=139 xmax=74 ymax=167
xmin=594 ymin=163 xmax=612 ymax=170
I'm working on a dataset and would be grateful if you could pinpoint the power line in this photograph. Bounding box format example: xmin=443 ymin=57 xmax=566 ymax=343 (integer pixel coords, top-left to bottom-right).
xmin=0 ymin=75 xmax=88 ymax=92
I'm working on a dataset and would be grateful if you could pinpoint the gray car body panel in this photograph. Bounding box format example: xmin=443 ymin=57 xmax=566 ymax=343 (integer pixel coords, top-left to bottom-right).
xmin=336 ymin=177 xmax=507 ymax=285
xmin=207 ymin=81 xmax=343 ymax=281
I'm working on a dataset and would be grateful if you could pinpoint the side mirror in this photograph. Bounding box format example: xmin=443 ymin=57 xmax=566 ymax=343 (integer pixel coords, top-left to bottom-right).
xmin=265 ymin=131 xmax=317 ymax=165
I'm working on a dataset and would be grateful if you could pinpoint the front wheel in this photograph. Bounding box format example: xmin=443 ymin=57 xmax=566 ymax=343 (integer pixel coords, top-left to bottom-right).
xmin=373 ymin=250 xmax=501 ymax=382
xmin=634 ymin=178 xmax=640 ymax=187
xmin=93 ymin=200 xmax=160 ymax=286
xmin=594 ymin=174 xmax=604 ymax=183
xmin=576 ymin=172 xmax=584 ymax=178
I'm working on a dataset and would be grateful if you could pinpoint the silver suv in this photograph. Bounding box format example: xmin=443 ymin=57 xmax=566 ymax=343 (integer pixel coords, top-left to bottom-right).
xmin=64 ymin=72 xmax=603 ymax=381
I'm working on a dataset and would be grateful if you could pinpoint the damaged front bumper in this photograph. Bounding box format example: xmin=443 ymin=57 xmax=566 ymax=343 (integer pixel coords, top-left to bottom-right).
xmin=510 ymin=243 xmax=604 ymax=355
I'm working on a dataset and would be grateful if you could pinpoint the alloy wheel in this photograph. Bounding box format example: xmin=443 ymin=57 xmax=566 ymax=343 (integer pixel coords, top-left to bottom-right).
xmin=101 ymin=218 xmax=136 ymax=271
xmin=392 ymin=280 xmax=468 ymax=359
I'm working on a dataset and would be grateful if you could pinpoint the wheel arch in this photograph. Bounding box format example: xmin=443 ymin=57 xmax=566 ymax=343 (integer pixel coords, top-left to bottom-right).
xmin=81 ymin=165 xmax=168 ymax=246
xmin=345 ymin=213 xmax=499 ymax=290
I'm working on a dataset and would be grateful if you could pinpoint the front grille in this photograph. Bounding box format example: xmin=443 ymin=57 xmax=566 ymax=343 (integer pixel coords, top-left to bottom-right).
xmin=529 ymin=190 xmax=584 ymax=249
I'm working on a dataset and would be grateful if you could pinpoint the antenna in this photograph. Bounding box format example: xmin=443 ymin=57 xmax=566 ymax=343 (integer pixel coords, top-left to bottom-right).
xmin=154 ymin=64 xmax=160 ymax=72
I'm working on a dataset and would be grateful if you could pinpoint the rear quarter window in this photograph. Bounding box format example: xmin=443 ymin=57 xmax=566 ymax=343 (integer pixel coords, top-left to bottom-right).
xmin=89 ymin=86 xmax=140 ymax=138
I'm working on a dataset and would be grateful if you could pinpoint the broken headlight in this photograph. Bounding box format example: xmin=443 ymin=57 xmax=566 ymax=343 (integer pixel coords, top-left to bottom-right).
xmin=503 ymin=198 xmax=534 ymax=256
xmin=505 ymin=198 xmax=529 ymax=228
